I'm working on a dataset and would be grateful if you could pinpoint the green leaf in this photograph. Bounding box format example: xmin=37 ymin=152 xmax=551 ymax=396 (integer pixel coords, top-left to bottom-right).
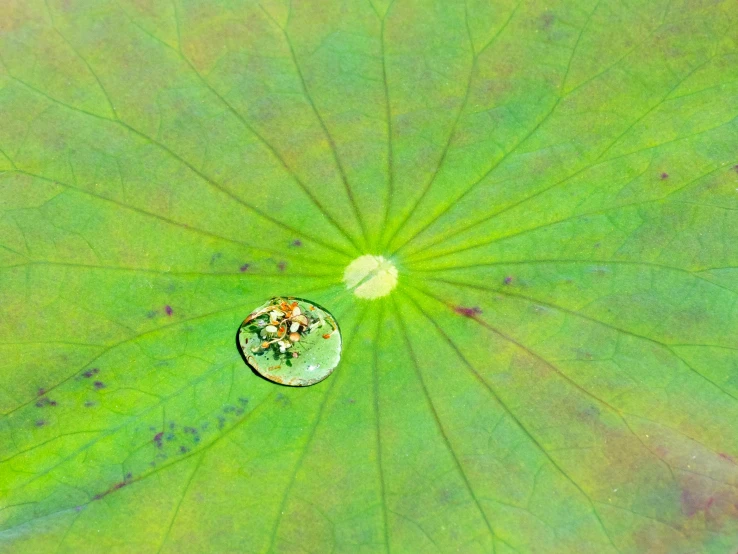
xmin=1 ymin=0 xmax=738 ymax=552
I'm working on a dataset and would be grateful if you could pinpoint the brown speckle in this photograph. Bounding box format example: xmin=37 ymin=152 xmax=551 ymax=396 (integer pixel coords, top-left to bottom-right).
xmin=165 ymin=305 xmax=173 ymax=316
xmin=503 ymin=276 xmax=513 ymax=285
xmin=277 ymin=261 xmax=287 ymax=272
xmin=93 ymin=381 xmax=105 ymax=390
xmin=660 ymin=172 xmax=669 ymax=180
xmin=239 ymin=264 xmax=250 ymax=272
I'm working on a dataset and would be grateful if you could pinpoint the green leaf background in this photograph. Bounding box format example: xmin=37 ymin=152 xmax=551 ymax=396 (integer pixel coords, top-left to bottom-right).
xmin=2 ymin=0 xmax=738 ymax=552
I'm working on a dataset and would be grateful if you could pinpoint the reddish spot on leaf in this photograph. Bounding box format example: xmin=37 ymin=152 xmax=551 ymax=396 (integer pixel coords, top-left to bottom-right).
xmin=277 ymin=261 xmax=286 ymax=272
xmin=239 ymin=264 xmax=250 ymax=272
xmin=660 ymin=172 xmax=669 ymax=179
xmin=93 ymin=381 xmax=105 ymax=389
xmin=706 ymin=497 xmax=715 ymax=511
xmin=719 ymin=452 xmax=736 ymax=464
xmin=165 ymin=305 xmax=173 ymax=316
xmin=37 ymin=388 xmax=46 ymax=396
xmin=291 ymin=239 xmax=302 ymax=247
xmin=503 ymin=276 xmax=513 ymax=285
xmin=153 ymin=432 xmax=163 ymax=447
xmin=82 ymin=368 xmax=99 ymax=378
xmin=454 ymin=306 xmax=482 ymax=318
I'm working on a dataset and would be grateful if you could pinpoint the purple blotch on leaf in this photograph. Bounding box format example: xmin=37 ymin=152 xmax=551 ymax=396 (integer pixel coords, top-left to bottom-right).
xmin=153 ymin=432 xmax=164 ymax=448
xmin=277 ymin=261 xmax=286 ymax=272
xmin=37 ymin=388 xmax=46 ymax=396
xmin=165 ymin=305 xmax=173 ymax=316
xmin=454 ymin=306 xmax=482 ymax=318
xmin=291 ymin=239 xmax=302 ymax=247
xmin=503 ymin=276 xmax=513 ymax=285
xmin=82 ymin=368 xmax=99 ymax=378
xmin=35 ymin=419 xmax=46 ymax=427
xmin=660 ymin=172 xmax=669 ymax=180
xmin=239 ymin=263 xmax=250 ymax=272
xmin=35 ymin=397 xmax=57 ymax=408
xmin=93 ymin=381 xmax=105 ymax=390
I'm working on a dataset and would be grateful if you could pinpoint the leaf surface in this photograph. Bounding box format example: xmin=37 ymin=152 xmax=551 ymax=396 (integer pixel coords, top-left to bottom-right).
xmin=1 ymin=0 xmax=738 ymax=552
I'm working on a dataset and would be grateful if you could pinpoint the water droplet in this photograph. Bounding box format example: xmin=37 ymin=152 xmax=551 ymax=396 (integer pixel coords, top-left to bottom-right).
xmin=237 ymin=297 xmax=341 ymax=386
xmin=344 ymin=255 xmax=398 ymax=299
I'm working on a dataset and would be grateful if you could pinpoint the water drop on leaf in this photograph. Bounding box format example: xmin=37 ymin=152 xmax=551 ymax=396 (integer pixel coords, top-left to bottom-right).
xmin=237 ymin=297 xmax=341 ymax=386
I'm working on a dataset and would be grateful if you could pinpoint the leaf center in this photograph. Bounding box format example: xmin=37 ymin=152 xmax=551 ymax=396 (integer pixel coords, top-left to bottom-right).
xmin=343 ymin=255 xmax=398 ymax=299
